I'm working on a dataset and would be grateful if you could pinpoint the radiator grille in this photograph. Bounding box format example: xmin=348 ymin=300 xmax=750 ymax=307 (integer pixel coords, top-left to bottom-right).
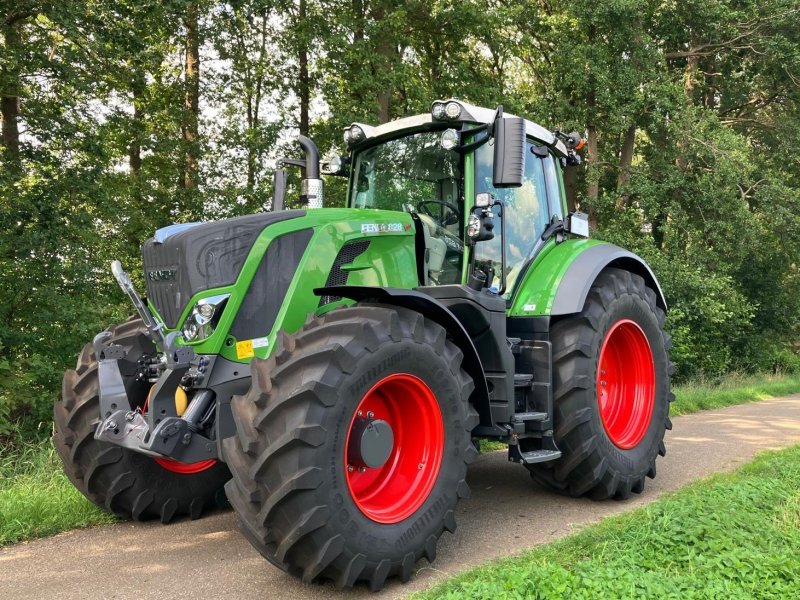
xmin=318 ymin=240 xmax=370 ymax=306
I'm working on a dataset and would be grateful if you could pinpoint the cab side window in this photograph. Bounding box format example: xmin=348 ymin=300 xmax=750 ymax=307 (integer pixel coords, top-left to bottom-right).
xmin=474 ymin=140 xmax=551 ymax=295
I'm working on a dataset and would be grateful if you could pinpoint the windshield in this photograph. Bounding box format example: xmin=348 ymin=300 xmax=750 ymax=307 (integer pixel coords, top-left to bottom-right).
xmin=350 ymin=130 xmax=462 ymax=215
xmin=350 ymin=130 xmax=464 ymax=286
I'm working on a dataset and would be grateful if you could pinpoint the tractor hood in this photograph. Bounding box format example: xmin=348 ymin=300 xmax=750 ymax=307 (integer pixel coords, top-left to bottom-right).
xmin=142 ymin=210 xmax=306 ymax=328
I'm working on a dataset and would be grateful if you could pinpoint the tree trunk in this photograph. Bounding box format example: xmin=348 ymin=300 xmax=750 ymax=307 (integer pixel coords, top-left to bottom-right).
xmin=298 ymin=0 xmax=310 ymax=137
xmin=129 ymin=69 xmax=144 ymax=174
xmin=181 ymin=3 xmax=200 ymax=190
xmin=684 ymin=32 xmax=700 ymax=103
xmin=1 ymin=19 xmax=21 ymax=159
xmin=584 ymin=25 xmax=599 ymax=228
xmin=615 ymin=122 xmax=636 ymax=210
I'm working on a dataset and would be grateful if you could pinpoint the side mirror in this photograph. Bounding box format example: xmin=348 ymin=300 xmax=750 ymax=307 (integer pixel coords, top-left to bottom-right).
xmin=272 ymin=168 xmax=286 ymax=211
xmin=493 ymin=116 xmax=525 ymax=187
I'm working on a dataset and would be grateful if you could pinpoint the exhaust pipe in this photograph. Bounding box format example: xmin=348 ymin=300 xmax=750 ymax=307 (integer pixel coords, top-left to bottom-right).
xmin=299 ymin=135 xmax=323 ymax=209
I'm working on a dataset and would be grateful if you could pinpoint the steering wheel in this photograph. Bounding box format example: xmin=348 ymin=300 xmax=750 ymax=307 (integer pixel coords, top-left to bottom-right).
xmin=417 ymin=200 xmax=461 ymax=227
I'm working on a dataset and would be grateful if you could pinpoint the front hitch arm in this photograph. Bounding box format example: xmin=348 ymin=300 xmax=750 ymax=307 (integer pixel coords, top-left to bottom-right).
xmin=110 ymin=260 xmax=167 ymax=348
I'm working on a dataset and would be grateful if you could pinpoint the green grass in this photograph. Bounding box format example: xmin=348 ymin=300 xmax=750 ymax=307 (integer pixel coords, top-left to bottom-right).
xmin=0 ymin=439 xmax=115 ymax=546
xmin=414 ymin=444 xmax=800 ymax=599
xmin=670 ymin=371 xmax=800 ymax=415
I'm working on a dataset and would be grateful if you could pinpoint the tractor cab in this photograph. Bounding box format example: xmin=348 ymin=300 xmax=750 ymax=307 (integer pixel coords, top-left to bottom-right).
xmin=335 ymin=100 xmax=581 ymax=297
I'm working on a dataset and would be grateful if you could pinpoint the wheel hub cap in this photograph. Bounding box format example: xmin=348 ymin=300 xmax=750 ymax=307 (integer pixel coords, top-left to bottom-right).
xmin=344 ymin=373 xmax=444 ymax=524
xmin=596 ymin=319 xmax=656 ymax=449
xmin=348 ymin=417 xmax=394 ymax=469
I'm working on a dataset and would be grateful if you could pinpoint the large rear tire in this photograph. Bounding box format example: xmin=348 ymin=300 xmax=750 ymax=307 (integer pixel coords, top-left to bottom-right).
xmin=223 ymin=304 xmax=479 ymax=590
xmin=53 ymin=318 xmax=230 ymax=522
xmin=529 ymin=268 xmax=673 ymax=499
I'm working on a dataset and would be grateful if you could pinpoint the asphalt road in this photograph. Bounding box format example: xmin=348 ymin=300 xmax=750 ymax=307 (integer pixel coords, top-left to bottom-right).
xmin=2 ymin=396 xmax=800 ymax=600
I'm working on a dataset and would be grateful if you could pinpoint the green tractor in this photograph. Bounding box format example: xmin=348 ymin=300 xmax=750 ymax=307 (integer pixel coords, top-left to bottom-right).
xmin=54 ymin=100 xmax=672 ymax=590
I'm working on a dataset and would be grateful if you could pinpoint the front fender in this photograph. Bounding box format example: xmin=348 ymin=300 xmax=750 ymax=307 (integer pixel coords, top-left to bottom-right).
xmin=314 ymin=285 xmax=491 ymax=426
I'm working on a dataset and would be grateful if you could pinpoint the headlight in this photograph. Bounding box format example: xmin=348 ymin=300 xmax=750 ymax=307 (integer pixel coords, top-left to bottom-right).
xmin=182 ymin=293 xmax=230 ymax=342
xmin=196 ymin=302 xmax=215 ymax=319
xmin=444 ymin=101 xmax=462 ymax=119
xmin=183 ymin=321 xmax=199 ymax=341
xmin=431 ymin=101 xmax=446 ymax=120
xmin=467 ymin=214 xmax=481 ymax=239
xmin=344 ymin=124 xmax=366 ymax=148
xmin=440 ymin=128 xmax=459 ymax=150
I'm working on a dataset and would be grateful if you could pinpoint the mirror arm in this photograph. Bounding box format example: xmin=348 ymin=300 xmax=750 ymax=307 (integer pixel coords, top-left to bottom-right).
xmin=494 ymin=199 xmax=507 ymax=296
xmin=454 ymin=123 xmax=490 ymax=154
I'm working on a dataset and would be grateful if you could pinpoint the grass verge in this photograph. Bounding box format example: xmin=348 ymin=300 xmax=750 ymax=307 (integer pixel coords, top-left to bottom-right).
xmin=0 ymin=439 xmax=115 ymax=546
xmin=479 ymin=372 xmax=800 ymax=452
xmin=414 ymin=444 xmax=800 ymax=599
xmin=669 ymin=371 xmax=800 ymax=415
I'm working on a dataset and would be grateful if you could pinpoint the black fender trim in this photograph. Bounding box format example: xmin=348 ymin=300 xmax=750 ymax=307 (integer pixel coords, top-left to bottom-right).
xmin=314 ymin=285 xmax=491 ymax=426
xmin=551 ymin=243 xmax=667 ymax=315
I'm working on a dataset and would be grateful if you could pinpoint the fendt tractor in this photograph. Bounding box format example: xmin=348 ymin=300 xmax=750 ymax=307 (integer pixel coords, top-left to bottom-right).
xmin=54 ymin=100 xmax=672 ymax=591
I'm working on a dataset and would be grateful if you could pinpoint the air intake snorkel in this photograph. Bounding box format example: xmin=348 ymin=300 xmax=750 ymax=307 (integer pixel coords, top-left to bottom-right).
xmin=271 ymin=135 xmax=324 ymax=211
xmin=298 ymin=135 xmax=323 ymax=209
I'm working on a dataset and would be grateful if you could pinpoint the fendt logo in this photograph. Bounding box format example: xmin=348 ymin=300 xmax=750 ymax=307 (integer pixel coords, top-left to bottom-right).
xmin=147 ymin=269 xmax=176 ymax=282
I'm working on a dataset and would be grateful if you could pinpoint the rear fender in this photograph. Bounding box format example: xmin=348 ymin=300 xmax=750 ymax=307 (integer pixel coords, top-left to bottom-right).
xmin=551 ymin=244 xmax=667 ymax=315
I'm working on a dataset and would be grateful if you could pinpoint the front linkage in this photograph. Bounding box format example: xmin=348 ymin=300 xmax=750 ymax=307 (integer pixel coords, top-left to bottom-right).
xmin=93 ymin=262 xmax=234 ymax=465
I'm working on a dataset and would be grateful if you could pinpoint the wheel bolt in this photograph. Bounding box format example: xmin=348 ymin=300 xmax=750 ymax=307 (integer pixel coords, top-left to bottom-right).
xmin=347 ymin=465 xmax=354 ymax=472
xmin=601 ymin=380 xmax=607 ymax=387
xmin=418 ymin=463 xmax=424 ymax=470
xmin=357 ymin=410 xmax=363 ymax=417
xmin=367 ymin=411 xmax=374 ymax=419
xmin=358 ymin=466 xmax=366 ymax=473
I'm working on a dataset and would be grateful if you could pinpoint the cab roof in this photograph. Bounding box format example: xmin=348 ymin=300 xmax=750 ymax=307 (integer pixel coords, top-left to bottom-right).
xmin=346 ymin=99 xmax=569 ymax=157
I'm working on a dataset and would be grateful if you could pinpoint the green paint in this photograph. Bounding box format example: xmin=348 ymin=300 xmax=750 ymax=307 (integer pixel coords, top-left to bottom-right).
xmin=461 ymin=148 xmax=475 ymax=284
xmin=508 ymin=238 xmax=605 ymax=316
xmin=146 ymin=122 xmax=619 ymax=364
xmin=154 ymin=209 xmax=417 ymax=363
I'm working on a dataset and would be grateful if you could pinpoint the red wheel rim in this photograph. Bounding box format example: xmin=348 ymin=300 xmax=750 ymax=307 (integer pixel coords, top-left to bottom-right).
xmin=153 ymin=457 xmax=217 ymax=474
xmin=596 ymin=319 xmax=656 ymax=449
xmin=345 ymin=373 xmax=444 ymax=524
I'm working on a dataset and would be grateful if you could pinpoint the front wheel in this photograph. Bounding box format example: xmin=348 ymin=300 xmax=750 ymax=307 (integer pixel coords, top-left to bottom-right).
xmin=529 ymin=268 xmax=674 ymax=499
xmin=223 ymin=304 xmax=479 ymax=590
xmin=53 ymin=318 xmax=230 ymax=522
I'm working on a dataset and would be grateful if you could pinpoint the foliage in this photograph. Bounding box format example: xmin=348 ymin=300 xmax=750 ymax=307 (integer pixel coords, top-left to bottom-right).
xmin=0 ymin=435 xmax=115 ymax=545
xmin=414 ymin=444 xmax=800 ymax=599
xmin=1 ymin=0 xmax=800 ymax=429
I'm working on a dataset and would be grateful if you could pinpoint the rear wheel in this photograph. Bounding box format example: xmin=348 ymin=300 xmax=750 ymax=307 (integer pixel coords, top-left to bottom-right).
xmin=53 ymin=318 xmax=230 ymax=522
xmin=529 ymin=268 xmax=673 ymax=499
xmin=223 ymin=304 xmax=479 ymax=590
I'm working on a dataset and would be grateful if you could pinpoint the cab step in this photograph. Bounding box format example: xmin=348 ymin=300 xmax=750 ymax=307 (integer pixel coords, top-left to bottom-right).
xmin=512 ymin=411 xmax=547 ymax=423
xmin=508 ymin=446 xmax=562 ymax=465
xmin=513 ymin=373 xmax=533 ymax=388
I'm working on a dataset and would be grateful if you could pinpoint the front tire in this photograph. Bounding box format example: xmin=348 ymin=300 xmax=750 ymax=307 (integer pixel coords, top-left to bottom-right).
xmin=53 ymin=318 xmax=231 ymax=522
xmin=223 ymin=305 xmax=479 ymax=590
xmin=529 ymin=268 xmax=673 ymax=499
